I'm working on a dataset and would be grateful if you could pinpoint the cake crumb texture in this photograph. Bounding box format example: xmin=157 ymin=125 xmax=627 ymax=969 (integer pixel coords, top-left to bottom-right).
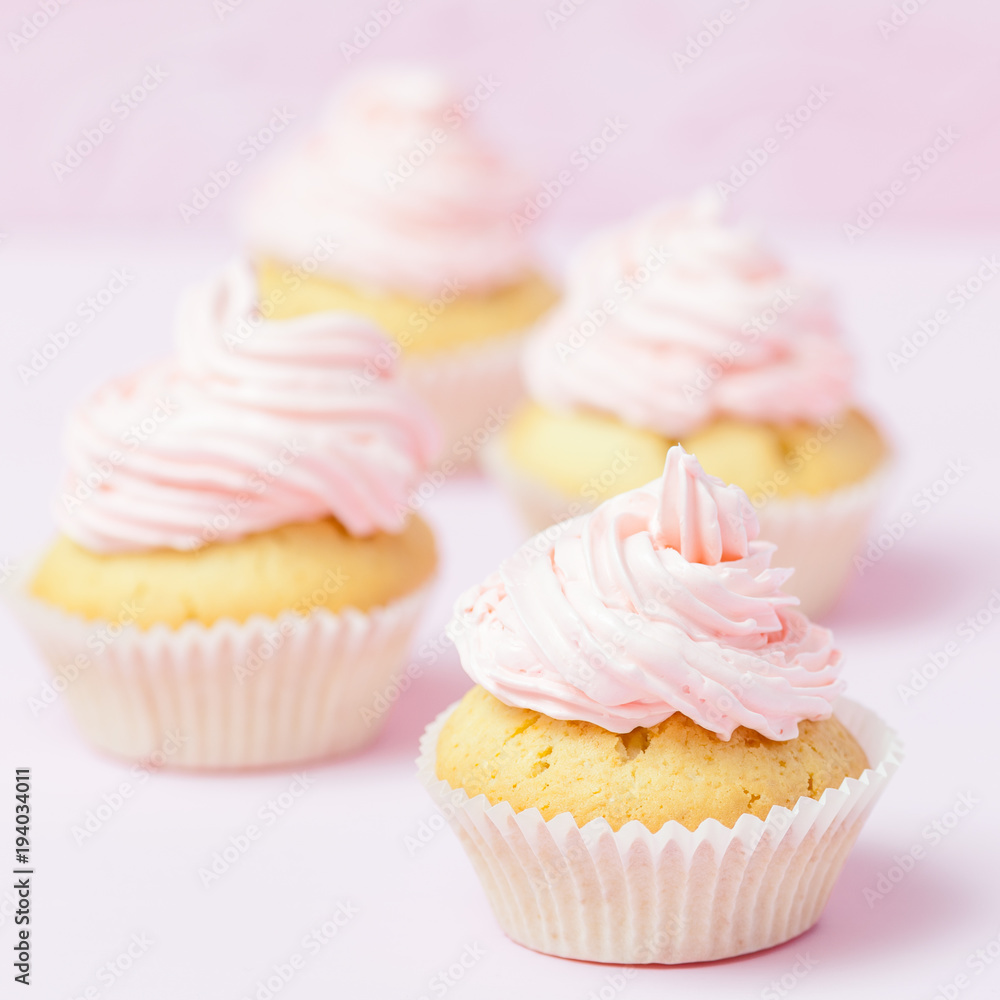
xmin=436 ymin=686 xmax=869 ymax=832
xmin=30 ymin=515 xmax=437 ymax=628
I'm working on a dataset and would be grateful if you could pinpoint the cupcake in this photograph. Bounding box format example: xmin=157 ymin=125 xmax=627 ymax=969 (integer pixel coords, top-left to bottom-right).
xmin=419 ymin=447 xmax=900 ymax=964
xmin=240 ymin=68 xmax=559 ymax=465
xmin=484 ymin=193 xmax=888 ymax=616
xmin=12 ymin=262 xmax=440 ymax=768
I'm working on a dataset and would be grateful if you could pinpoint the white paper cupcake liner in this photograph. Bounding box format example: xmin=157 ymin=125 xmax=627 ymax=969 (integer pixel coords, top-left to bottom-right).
xmin=481 ymin=436 xmax=887 ymax=618
xmin=402 ymin=333 xmax=526 ymax=470
xmin=10 ymin=578 xmax=431 ymax=769
xmin=754 ymin=471 xmax=887 ymax=618
xmin=418 ymin=697 xmax=900 ymax=965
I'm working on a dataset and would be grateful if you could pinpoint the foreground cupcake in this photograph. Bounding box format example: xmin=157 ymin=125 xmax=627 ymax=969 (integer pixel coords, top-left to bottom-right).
xmin=13 ymin=262 xmax=440 ymax=768
xmin=419 ymin=447 xmax=899 ymax=964
xmin=485 ymin=193 xmax=888 ymax=616
xmin=241 ymin=67 xmax=559 ymax=464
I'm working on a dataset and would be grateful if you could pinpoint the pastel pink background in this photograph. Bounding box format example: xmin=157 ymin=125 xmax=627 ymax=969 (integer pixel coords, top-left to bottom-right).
xmin=3 ymin=5 xmax=1000 ymax=999
xmin=2 ymin=0 xmax=998 ymax=239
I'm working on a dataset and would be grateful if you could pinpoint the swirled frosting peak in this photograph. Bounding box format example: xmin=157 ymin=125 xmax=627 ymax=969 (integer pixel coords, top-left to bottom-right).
xmin=241 ymin=67 xmax=535 ymax=297
xmin=56 ymin=261 xmax=441 ymax=553
xmin=452 ymin=446 xmax=843 ymax=740
xmin=651 ymin=446 xmax=757 ymax=564
xmin=524 ymin=191 xmax=854 ymax=436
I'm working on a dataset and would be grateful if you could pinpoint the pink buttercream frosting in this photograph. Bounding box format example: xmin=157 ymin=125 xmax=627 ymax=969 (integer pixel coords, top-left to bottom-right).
xmin=56 ymin=262 xmax=441 ymax=553
xmin=242 ymin=68 xmax=535 ymax=298
xmin=524 ymin=192 xmax=855 ymax=437
xmin=452 ymin=446 xmax=844 ymax=740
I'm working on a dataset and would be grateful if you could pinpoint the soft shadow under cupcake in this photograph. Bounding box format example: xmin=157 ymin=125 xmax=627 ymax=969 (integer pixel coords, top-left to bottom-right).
xmin=796 ymin=839 xmax=985 ymax=961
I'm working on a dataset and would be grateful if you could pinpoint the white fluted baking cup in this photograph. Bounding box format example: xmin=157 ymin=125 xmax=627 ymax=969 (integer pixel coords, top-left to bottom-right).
xmin=481 ymin=436 xmax=887 ymax=619
xmin=418 ymin=697 xmax=900 ymax=965
xmin=10 ymin=579 xmax=431 ymax=769
xmin=754 ymin=470 xmax=887 ymax=619
xmin=401 ymin=332 xmax=526 ymax=470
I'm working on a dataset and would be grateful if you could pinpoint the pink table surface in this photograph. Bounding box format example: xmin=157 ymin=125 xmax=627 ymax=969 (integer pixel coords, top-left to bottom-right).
xmin=1 ymin=227 xmax=999 ymax=998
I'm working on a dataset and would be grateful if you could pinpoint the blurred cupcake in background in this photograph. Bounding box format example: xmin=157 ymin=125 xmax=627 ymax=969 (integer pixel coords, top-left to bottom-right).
xmin=240 ymin=67 xmax=559 ymax=466
xmin=420 ymin=447 xmax=900 ymax=964
xmin=11 ymin=262 xmax=440 ymax=768
xmin=484 ymin=192 xmax=888 ymax=616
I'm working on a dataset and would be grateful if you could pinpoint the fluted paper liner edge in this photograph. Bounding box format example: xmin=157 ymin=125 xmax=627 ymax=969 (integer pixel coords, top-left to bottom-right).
xmin=9 ymin=575 xmax=432 ymax=769
xmin=417 ymin=696 xmax=901 ymax=964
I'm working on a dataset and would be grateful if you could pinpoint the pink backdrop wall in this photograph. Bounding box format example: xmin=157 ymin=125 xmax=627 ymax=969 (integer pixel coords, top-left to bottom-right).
xmin=1 ymin=0 xmax=997 ymax=238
